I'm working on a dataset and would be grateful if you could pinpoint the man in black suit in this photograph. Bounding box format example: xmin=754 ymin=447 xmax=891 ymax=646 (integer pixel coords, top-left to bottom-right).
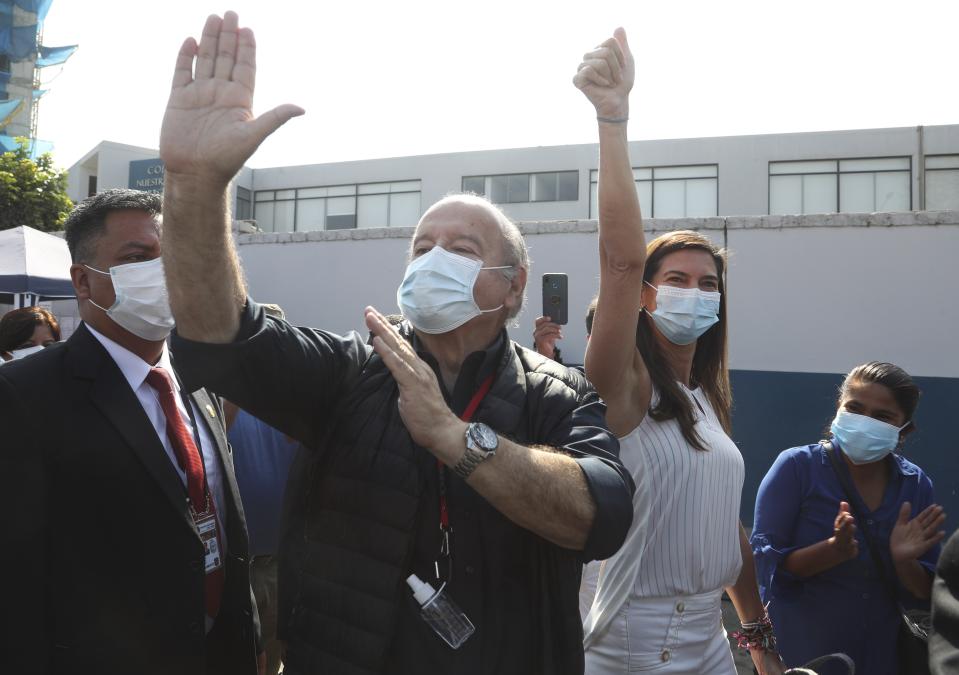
xmin=0 ymin=189 xmax=259 ymax=675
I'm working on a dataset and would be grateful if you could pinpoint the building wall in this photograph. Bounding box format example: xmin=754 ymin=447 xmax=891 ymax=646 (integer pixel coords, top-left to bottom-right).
xmin=70 ymin=124 xmax=959 ymax=230
xmin=242 ymin=125 xmax=959 ymax=223
xmin=233 ymin=210 xmax=959 ymax=532
xmin=66 ymin=141 xmax=160 ymax=202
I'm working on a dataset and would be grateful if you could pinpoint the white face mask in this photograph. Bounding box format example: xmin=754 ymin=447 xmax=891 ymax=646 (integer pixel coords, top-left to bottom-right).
xmin=396 ymin=246 xmax=513 ymax=334
xmin=9 ymin=345 xmax=45 ymax=360
xmin=85 ymin=258 xmax=176 ymax=341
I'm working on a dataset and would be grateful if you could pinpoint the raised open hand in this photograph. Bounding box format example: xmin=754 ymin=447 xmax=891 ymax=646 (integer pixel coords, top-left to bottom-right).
xmin=160 ymin=12 xmax=304 ymax=185
xmin=890 ymin=501 xmax=946 ymax=563
xmin=572 ymin=27 xmax=634 ymax=120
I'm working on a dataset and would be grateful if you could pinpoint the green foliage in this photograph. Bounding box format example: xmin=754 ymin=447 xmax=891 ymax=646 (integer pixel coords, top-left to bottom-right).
xmin=0 ymin=137 xmax=73 ymax=232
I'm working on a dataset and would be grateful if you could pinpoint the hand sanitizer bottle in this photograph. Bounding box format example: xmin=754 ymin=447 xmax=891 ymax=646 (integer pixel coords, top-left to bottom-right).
xmin=406 ymin=574 xmax=475 ymax=649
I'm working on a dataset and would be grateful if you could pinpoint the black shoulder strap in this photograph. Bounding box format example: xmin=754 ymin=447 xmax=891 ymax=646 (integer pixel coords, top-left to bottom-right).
xmin=822 ymin=440 xmax=903 ymax=610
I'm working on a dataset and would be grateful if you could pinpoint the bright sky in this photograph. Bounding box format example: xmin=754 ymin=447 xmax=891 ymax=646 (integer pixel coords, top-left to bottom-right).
xmin=37 ymin=0 xmax=959 ymax=171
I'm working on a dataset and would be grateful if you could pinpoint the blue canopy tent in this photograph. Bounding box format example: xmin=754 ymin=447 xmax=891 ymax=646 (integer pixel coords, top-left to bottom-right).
xmin=0 ymin=225 xmax=74 ymax=307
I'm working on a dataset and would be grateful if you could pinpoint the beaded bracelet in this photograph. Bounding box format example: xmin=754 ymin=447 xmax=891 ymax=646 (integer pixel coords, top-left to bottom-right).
xmin=730 ymin=610 xmax=778 ymax=653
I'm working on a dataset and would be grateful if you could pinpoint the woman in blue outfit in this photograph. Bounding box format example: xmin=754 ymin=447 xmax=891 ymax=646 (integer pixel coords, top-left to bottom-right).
xmin=751 ymin=361 xmax=946 ymax=674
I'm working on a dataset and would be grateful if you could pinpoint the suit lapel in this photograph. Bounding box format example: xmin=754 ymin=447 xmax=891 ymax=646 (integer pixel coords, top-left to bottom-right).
xmin=190 ymin=387 xmax=249 ymax=552
xmin=68 ymin=325 xmax=194 ymax=531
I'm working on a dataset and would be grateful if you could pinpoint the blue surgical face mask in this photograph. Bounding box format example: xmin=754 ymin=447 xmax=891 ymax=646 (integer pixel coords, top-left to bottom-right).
xmin=830 ymin=410 xmax=908 ymax=465
xmin=644 ymin=281 xmax=721 ymax=346
xmin=396 ymin=246 xmax=513 ymax=334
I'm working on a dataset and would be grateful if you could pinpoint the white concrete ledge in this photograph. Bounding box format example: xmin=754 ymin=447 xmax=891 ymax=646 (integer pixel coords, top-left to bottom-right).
xmin=234 ymin=210 xmax=959 ymax=246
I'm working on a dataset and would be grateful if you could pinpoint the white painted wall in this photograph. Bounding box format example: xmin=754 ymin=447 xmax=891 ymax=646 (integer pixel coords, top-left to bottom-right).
xmin=726 ymin=224 xmax=959 ymax=378
xmin=234 ymin=211 xmax=958 ymax=379
xmin=238 ymin=235 xmax=410 ymax=338
xmin=5 ymin=209 xmax=956 ymax=381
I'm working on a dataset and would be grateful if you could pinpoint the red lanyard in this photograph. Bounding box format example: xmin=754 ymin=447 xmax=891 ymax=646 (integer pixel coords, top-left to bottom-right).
xmin=434 ymin=373 xmax=494 ymax=581
xmin=437 ymin=373 xmax=494 ymax=529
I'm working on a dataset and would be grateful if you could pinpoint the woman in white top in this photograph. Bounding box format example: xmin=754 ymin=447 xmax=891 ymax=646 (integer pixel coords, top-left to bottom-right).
xmin=574 ymin=29 xmax=786 ymax=675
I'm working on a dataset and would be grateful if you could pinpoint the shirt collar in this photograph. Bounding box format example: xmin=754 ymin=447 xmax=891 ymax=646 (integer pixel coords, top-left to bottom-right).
xmin=412 ymin=329 xmax=506 ymax=412
xmin=85 ymin=323 xmax=177 ymax=393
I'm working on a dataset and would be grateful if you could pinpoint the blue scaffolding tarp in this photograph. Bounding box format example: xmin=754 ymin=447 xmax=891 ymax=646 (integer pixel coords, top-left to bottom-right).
xmin=0 ymin=18 xmax=37 ymax=59
xmin=0 ymin=97 xmax=22 ymax=125
xmin=0 ymin=0 xmax=65 ymax=156
xmin=0 ymin=134 xmax=53 ymax=157
xmin=1 ymin=0 xmax=56 ymax=59
xmin=17 ymin=0 xmax=52 ymax=21
xmin=36 ymin=44 xmax=75 ymax=67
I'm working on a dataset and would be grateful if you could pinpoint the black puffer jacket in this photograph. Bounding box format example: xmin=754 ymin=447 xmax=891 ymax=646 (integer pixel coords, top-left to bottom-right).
xmin=174 ymin=301 xmax=634 ymax=675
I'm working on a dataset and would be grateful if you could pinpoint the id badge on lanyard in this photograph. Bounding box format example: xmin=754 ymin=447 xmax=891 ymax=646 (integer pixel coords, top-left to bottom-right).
xmin=192 ymin=495 xmax=223 ymax=574
xmin=196 ymin=511 xmax=223 ymax=573
xmin=177 ymin=382 xmax=224 ymax=576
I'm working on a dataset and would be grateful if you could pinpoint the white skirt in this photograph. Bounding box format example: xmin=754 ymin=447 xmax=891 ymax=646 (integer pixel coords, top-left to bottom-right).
xmin=584 ymin=589 xmax=737 ymax=675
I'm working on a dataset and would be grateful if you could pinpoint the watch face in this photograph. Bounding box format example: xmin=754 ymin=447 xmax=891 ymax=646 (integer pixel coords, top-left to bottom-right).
xmin=470 ymin=423 xmax=498 ymax=451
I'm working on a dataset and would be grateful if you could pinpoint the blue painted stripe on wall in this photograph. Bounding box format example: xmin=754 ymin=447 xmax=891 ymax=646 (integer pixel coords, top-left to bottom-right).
xmin=731 ymin=369 xmax=959 ymax=535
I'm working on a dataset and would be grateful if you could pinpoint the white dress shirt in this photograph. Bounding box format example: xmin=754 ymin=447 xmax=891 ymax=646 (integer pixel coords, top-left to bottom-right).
xmin=86 ymin=325 xmax=228 ymax=531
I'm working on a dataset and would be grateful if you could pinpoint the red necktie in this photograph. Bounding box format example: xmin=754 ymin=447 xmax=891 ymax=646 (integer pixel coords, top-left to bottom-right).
xmin=146 ymin=366 xmax=224 ymax=618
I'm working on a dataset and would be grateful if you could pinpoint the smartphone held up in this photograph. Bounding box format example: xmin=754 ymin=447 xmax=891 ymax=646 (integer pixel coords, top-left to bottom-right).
xmin=541 ymin=273 xmax=569 ymax=325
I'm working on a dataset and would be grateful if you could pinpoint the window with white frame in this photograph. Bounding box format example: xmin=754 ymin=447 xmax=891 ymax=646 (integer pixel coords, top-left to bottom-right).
xmin=235 ymin=186 xmax=252 ymax=221
xmin=462 ymin=171 xmax=578 ymax=204
xmin=769 ymin=157 xmax=911 ymax=215
xmin=253 ymin=180 xmax=421 ymax=232
xmin=925 ymin=155 xmax=959 ymax=211
xmin=589 ymin=165 xmax=718 ymax=219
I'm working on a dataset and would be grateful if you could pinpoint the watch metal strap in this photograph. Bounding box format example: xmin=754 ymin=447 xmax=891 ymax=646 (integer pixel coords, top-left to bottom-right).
xmin=452 ymin=447 xmax=486 ymax=480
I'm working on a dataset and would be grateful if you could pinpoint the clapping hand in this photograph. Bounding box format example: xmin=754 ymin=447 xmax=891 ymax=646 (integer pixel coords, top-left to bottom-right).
xmin=160 ymin=11 xmax=304 ymax=186
xmin=829 ymin=501 xmax=859 ymax=561
xmin=572 ymin=27 xmax=635 ymax=121
xmin=890 ymin=502 xmax=946 ymax=563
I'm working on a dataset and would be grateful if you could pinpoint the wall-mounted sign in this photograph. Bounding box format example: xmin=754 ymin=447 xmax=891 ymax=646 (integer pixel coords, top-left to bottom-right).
xmin=128 ymin=158 xmax=165 ymax=193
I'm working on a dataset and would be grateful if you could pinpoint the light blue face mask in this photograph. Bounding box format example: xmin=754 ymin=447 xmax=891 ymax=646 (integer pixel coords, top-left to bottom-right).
xmin=831 ymin=410 xmax=908 ymax=465
xmin=396 ymin=246 xmax=512 ymax=334
xmin=644 ymin=281 xmax=721 ymax=346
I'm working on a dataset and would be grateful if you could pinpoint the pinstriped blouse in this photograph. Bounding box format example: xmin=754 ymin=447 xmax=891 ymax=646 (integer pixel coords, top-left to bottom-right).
xmin=588 ymin=383 xmax=744 ymax=638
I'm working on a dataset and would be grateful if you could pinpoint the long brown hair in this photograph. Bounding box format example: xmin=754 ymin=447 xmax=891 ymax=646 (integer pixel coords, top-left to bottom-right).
xmin=637 ymin=230 xmax=731 ymax=450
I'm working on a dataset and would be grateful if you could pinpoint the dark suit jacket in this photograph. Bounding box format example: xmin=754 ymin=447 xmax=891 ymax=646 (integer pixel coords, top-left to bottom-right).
xmin=931 ymin=529 xmax=959 ymax=674
xmin=0 ymin=323 xmax=258 ymax=675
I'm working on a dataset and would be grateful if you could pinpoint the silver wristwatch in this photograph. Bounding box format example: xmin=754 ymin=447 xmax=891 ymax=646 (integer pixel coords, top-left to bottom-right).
xmin=452 ymin=422 xmax=499 ymax=480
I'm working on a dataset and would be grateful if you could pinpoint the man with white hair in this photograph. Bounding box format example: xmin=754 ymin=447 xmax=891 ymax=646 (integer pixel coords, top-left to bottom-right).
xmin=158 ymin=12 xmax=634 ymax=675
